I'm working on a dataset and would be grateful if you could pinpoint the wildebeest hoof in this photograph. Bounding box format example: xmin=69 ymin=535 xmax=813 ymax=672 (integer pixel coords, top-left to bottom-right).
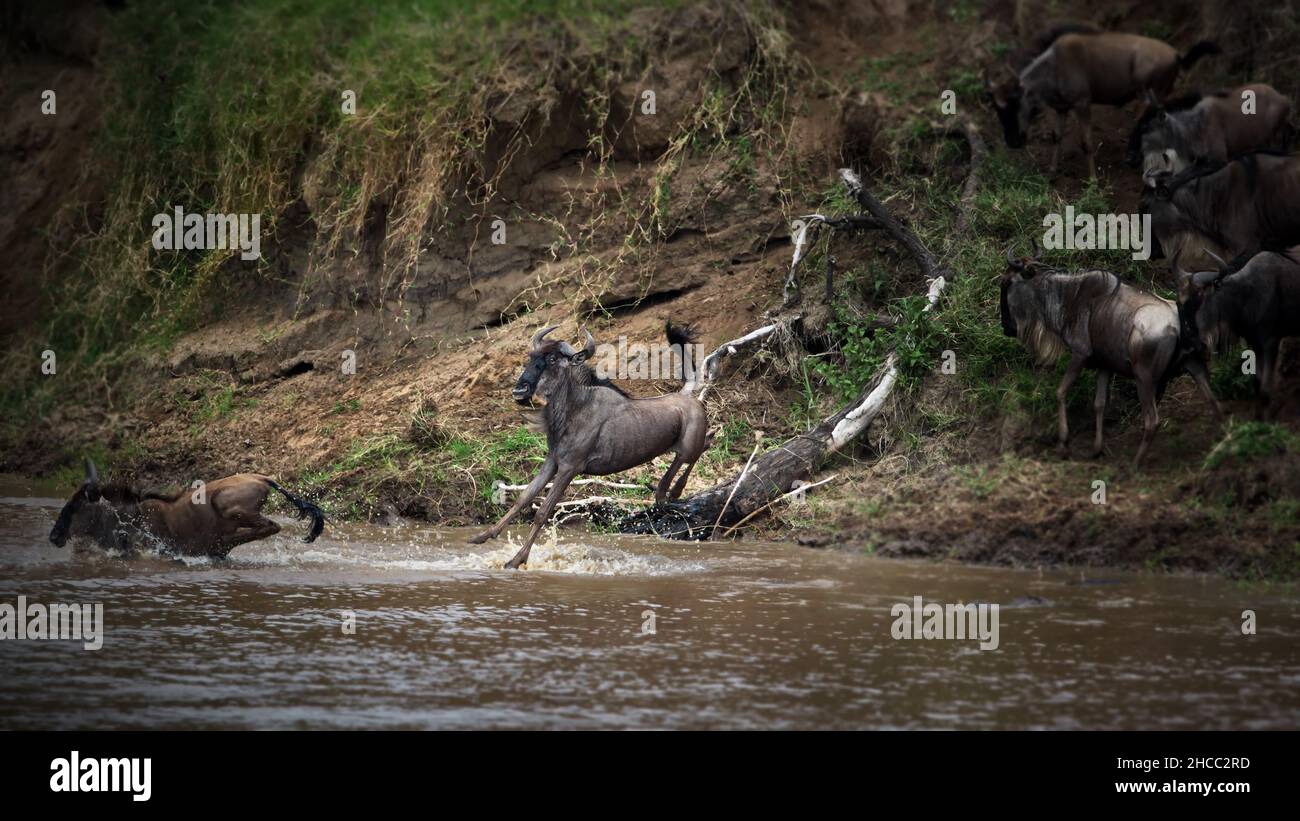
xmin=1056 ymin=444 xmax=1069 ymax=459
xmin=468 ymin=532 xmax=491 ymax=545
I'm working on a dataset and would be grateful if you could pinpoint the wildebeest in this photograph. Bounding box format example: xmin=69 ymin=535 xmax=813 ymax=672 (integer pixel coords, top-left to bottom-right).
xmin=1133 ymin=84 xmax=1293 ymax=174
xmin=1144 ymin=151 xmax=1300 ymax=271
xmin=470 ymin=325 xmax=709 ymax=569
xmin=1001 ymin=253 xmax=1220 ymax=465
xmin=1173 ymin=249 xmax=1300 ymax=419
xmin=49 ymin=459 xmax=325 ymax=557
xmin=987 ymin=24 xmax=1218 ymax=177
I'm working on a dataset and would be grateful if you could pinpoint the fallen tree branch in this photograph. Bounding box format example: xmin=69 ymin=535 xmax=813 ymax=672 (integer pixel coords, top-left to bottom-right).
xmin=933 ymin=115 xmax=988 ymax=241
xmin=717 ymin=473 xmax=838 ymax=538
xmin=781 ymin=214 xmax=883 ymax=307
xmin=493 ymin=477 xmax=641 ymax=494
xmin=622 ymin=119 xmax=985 ymax=540
xmin=690 ymin=322 xmax=784 ymax=401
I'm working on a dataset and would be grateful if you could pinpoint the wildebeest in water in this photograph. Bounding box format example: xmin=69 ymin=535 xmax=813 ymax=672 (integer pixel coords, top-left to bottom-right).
xmin=1000 ymin=251 xmax=1220 ymax=465
xmin=470 ymin=325 xmax=709 ymax=569
xmin=49 ymin=460 xmax=325 ymax=557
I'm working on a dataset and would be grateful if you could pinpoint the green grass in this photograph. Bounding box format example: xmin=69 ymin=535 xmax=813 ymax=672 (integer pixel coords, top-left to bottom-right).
xmin=1204 ymin=421 xmax=1299 ymax=470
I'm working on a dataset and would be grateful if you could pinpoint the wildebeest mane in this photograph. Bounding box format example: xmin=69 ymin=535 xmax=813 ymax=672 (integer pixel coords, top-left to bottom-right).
xmin=1019 ymin=269 xmax=1120 ymax=365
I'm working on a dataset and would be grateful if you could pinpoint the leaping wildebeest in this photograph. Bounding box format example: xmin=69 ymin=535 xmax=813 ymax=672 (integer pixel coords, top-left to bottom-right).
xmin=986 ymin=23 xmax=1219 ymax=177
xmin=470 ymin=325 xmax=709 ymax=569
xmin=1001 ymin=252 xmax=1220 ymax=465
xmin=1132 ymin=83 xmax=1293 ymax=175
xmin=49 ymin=460 xmax=325 ymax=557
xmin=1174 ymin=249 xmax=1300 ymax=419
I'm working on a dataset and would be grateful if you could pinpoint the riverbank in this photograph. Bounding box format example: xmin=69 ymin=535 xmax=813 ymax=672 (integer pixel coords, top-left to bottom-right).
xmin=2 ymin=0 xmax=1297 ymax=581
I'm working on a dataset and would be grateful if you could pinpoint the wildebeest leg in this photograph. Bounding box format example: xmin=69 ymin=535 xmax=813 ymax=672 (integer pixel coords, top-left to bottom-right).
xmin=668 ymin=457 xmax=698 ymax=500
xmin=1133 ymin=376 xmax=1161 ymax=468
xmin=505 ymin=465 xmax=579 ymax=570
xmin=469 ymin=458 xmax=556 ymax=544
xmin=1050 ymin=109 xmax=1068 ymax=172
xmin=655 ymin=454 xmax=686 ymax=505
xmin=1074 ymin=103 xmax=1095 ymax=178
xmin=1257 ymin=340 xmax=1279 ymax=420
xmin=1182 ymin=355 xmax=1223 ymax=421
xmin=1056 ymin=354 xmax=1087 ymax=457
xmin=1092 ymin=370 xmax=1112 ymax=457
xmin=226 ymin=514 xmax=282 ymax=548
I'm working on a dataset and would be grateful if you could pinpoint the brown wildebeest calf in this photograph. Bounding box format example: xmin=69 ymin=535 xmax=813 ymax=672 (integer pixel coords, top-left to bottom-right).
xmin=49 ymin=460 xmax=325 ymax=558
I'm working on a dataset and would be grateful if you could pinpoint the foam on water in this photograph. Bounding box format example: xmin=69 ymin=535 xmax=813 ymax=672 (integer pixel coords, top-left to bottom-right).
xmin=200 ymin=524 xmax=707 ymax=577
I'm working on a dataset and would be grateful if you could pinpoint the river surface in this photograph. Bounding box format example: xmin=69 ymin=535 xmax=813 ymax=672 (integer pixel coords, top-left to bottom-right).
xmin=1 ymin=481 xmax=1298 ymax=730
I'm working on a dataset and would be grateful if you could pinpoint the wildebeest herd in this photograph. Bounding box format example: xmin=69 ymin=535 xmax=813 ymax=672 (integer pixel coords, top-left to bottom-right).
xmin=45 ymin=21 xmax=1299 ymax=566
xmin=990 ymin=22 xmax=1300 ymax=465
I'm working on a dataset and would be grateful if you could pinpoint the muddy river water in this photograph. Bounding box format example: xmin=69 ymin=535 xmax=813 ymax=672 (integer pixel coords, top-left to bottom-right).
xmin=1 ymin=484 xmax=1298 ymax=730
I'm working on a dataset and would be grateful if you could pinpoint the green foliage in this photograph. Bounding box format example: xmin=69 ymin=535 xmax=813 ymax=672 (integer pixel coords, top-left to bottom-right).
xmin=812 ymin=292 xmax=942 ymax=403
xmin=1210 ymin=345 xmax=1258 ymax=401
xmin=1204 ymin=422 xmax=1298 ymax=470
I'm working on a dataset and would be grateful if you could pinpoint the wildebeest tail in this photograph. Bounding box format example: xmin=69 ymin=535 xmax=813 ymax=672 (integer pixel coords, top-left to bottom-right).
xmin=266 ymin=479 xmax=325 ymax=542
xmin=1179 ymin=40 xmax=1220 ymax=70
xmin=665 ymin=321 xmax=701 ymax=389
xmin=666 ymin=321 xmax=698 ymax=348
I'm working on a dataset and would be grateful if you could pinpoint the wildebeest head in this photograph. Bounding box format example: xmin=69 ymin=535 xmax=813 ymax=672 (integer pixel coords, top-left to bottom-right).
xmin=1139 ymin=111 xmax=1189 ymax=179
xmin=986 ymin=71 xmax=1031 ymax=149
xmin=1000 ymin=246 xmax=1047 ymax=338
xmin=49 ymin=459 xmax=141 ymax=548
xmin=511 ymin=326 xmax=596 ymax=404
xmin=1171 ymin=250 xmax=1227 ymax=354
xmin=1000 ymin=247 xmax=1072 ymax=365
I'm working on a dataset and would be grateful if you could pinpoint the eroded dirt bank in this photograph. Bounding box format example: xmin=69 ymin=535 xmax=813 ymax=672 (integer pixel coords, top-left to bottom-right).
xmin=2 ymin=0 xmax=1297 ymax=580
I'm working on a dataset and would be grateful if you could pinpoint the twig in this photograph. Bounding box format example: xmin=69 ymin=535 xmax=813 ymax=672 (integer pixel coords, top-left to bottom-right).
xmin=711 ymin=440 xmax=761 ymax=536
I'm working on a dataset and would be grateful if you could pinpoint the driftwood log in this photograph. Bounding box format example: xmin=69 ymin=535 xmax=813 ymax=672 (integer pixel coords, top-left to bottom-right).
xmin=621 ymin=117 xmax=985 ymax=539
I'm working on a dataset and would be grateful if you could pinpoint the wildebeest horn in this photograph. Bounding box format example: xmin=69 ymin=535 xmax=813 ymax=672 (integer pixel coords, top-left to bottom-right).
xmin=1203 ymin=248 xmax=1229 ymax=271
xmin=1005 ymin=246 xmax=1025 ymax=273
xmin=531 ymin=325 xmax=559 ymax=350
xmin=555 ymin=328 xmax=597 ymax=358
xmin=1031 ymin=240 xmax=1044 ymax=260
xmin=1170 ymin=251 xmax=1186 ymax=278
